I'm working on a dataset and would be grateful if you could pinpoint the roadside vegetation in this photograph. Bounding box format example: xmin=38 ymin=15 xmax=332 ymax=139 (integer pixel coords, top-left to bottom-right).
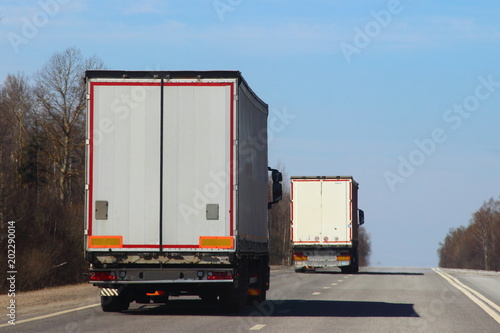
xmin=358 ymin=226 xmax=371 ymax=267
xmin=438 ymin=197 xmax=500 ymax=271
xmin=0 ymin=48 xmax=104 ymax=292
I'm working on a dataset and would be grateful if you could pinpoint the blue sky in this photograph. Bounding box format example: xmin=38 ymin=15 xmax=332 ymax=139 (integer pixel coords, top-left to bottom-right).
xmin=1 ymin=0 xmax=500 ymax=267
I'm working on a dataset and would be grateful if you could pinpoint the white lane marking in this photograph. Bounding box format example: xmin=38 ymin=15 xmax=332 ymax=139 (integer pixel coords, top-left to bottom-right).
xmin=433 ymin=268 xmax=500 ymax=324
xmin=338 ymin=280 xmax=343 ymax=282
xmin=323 ymin=287 xmax=331 ymax=289
xmin=331 ymin=283 xmax=337 ymax=286
xmin=0 ymin=303 xmax=101 ymax=328
xmin=250 ymin=324 xmax=266 ymax=330
xmin=312 ymin=292 xmax=321 ymax=295
xmin=434 ymin=268 xmax=500 ymax=312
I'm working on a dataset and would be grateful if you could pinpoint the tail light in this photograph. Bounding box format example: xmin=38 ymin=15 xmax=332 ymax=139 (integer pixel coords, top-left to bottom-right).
xmin=207 ymin=271 xmax=233 ymax=280
xmin=294 ymin=252 xmax=308 ymax=261
xmin=89 ymin=271 xmax=116 ymax=281
xmin=337 ymin=251 xmax=351 ymax=261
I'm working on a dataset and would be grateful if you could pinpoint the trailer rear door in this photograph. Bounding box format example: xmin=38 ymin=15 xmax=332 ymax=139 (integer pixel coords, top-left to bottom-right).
xmin=291 ymin=178 xmax=353 ymax=245
xmin=161 ymin=82 xmax=233 ymax=249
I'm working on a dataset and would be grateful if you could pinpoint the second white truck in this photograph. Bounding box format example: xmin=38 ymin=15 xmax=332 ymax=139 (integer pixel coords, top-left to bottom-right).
xmin=291 ymin=176 xmax=364 ymax=273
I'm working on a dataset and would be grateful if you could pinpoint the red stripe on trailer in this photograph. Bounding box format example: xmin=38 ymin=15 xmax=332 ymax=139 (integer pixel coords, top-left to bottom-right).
xmin=291 ymin=179 xmax=351 ymax=182
xmin=88 ymin=83 xmax=94 ymax=236
xmin=229 ymin=82 xmax=235 ymax=237
xmin=88 ymin=80 xmax=235 ymax=247
xmin=350 ymin=179 xmax=353 ymax=241
xmin=293 ymin=241 xmax=321 ymax=243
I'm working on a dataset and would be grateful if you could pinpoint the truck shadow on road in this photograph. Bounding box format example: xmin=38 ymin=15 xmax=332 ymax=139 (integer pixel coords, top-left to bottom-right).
xmin=355 ymin=271 xmax=424 ymax=276
xmin=310 ymin=270 xmax=424 ymax=276
xmin=122 ymin=299 xmax=419 ymax=318
xmin=249 ymin=299 xmax=419 ymax=317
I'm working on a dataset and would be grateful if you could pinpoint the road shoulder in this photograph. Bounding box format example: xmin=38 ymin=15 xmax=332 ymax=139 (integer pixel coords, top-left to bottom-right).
xmin=0 ymin=283 xmax=99 ymax=320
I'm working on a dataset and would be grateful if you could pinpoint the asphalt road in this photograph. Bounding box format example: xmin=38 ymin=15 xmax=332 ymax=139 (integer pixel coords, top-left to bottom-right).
xmin=1 ymin=267 xmax=499 ymax=332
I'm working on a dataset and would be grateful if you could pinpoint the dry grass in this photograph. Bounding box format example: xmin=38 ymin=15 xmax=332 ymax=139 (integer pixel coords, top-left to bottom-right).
xmin=0 ymin=283 xmax=99 ymax=319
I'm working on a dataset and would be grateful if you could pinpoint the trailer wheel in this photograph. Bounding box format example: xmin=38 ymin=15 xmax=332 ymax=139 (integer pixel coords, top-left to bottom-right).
xmin=220 ymin=289 xmax=246 ymax=313
xmin=222 ymin=271 xmax=249 ymax=312
xmin=220 ymin=261 xmax=248 ymax=313
xmin=340 ymin=266 xmax=352 ymax=274
xmin=352 ymin=248 xmax=359 ymax=273
xmin=101 ymin=295 xmax=129 ymax=312
xmin=200 ymin=294 xmax=218 ymax=303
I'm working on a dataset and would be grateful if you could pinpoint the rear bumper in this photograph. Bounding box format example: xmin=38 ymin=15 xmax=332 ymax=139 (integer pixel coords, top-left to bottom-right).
xmin=293 ymin=248 xmax=353 ymax=269
xmin=294 ymin=258 xmax=350 ymax=269
xmin=89 ymin=267 xmax=234 ymax=284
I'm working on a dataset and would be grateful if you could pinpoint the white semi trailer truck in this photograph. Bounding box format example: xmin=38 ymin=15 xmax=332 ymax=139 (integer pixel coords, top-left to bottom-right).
xmin=291 ymin=176 xmax=364 ymax=273
xmin=84 ymin=70 xmax=282 ymax=312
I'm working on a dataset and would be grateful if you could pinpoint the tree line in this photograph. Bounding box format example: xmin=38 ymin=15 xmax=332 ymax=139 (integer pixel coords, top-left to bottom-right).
xmin=0 ymin=47 xmax=104 ymax=292
xmin=438 ymin=197 xmax=500 ymax=271
xmin=0 ymin=47 xmax=371 ymax=292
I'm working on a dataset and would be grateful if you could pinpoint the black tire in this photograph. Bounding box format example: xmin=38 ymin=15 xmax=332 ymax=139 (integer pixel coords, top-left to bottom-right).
xmin=200 ymin=294 xmax=218 ymax=303
xmin=352 ymin=248 xmax=359 ymax=273
xmin=259 ymin=257 xmax=269 ymax=303
xmin=340 ymin=266 xmax=352 ymax=274
xmin=220 ymin=291 xmax=246 ymax=313
xmin=257 ymin=287 xmax=267 ymax=303
xmin=101 ymin=295 xmax=129 ymax=312
xmin=221 ymin=260 xmax=248 ymax=313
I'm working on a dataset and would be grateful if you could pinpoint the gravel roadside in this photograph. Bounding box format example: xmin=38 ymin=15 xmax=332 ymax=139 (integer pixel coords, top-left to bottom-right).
xmin=0 ymin=283 xmax=100 ymax=320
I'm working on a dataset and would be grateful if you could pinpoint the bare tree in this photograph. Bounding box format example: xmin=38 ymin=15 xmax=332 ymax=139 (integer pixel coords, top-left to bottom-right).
xmin=0 ymin=73 xmax=40 ymax=292
xmin=0 ymin=73 xmax=34 ymax=224
xmin=268 ymin=163 xmax=291 ymax=266
xmin=0 ymin=73 xmax=34 ymax=172
xmin=472 ymin=198 xmax=499 ymax=270
xmin=33 ymin=47 xmax=104 ymax=204
xmin=1 ymin=49 xmax=106 ymax=293
xmin=358 ymin=226 xmax=371 ymax=267
xmin=438 ymin=197 xmax=500 ymax=271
